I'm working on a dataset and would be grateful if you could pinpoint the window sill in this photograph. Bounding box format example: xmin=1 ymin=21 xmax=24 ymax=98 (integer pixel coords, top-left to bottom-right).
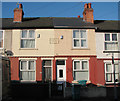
xmin=105 ymin=82 xmax=119 ymax=85
xmin=72 ymin=48 xmax=90 ymax=50
xmin=103 ymin=50 xmax=120 ymax=53
xmin=20 ymin=80 xmax=37 ymax=83
xmin=19 ymin=48 xmax=38 ymax=50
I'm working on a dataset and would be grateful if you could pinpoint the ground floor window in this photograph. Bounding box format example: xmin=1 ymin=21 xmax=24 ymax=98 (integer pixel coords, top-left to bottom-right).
xmin=73 ymin=60 xmax=89 ymax=81
xmin=20 ymin=60 xmax=36 ymax=81
xmin=105 ymin=63 xmax=119 ymax=83
xmin=42 ymin=60 xmax=52 ymax=81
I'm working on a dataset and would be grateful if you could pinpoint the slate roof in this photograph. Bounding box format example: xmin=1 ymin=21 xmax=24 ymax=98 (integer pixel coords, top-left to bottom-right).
xmin=1 ymin=17 xmax=95 ymax=29
xmin=94 ymin=20 xmax=120 ymax=32
xmin=1 ymin=17 xmax=120 ymax=32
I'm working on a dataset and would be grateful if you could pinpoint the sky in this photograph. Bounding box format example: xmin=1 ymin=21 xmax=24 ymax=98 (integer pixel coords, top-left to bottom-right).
xmin=1 ymin=2 xmax=119 ymax=20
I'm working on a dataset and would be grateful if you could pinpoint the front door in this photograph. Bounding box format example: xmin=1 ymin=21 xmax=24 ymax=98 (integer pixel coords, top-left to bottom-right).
xmin=57 ymin=60 xmax=66 ymax=83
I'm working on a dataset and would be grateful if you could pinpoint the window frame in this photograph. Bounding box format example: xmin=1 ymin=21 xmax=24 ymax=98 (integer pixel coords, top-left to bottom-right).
xmin=104 ymin=62 xmax=119 ymax=84
xmin=72 ymin=29 xmax=88 ymax=49
xmin=104 ymin=33 xmax=118 ymax=51
xmin=20 ymin=30 xmax=36 ymax=49
xmin=42 ymin=60 xmax=52 ymax=81
xmin=20 ymin=59 xmax=36 ymax=82
xmin=73 ymin=60 xmax=89 ymax=81
xmin=0 ymin=30 xmax=4 ymax=49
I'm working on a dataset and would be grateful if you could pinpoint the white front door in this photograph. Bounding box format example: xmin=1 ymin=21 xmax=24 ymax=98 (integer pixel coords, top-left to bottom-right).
xmin=57 ymin=60 xmax=66 ymax=83
xmin=57 ymin=65 xmax=66 ymax=82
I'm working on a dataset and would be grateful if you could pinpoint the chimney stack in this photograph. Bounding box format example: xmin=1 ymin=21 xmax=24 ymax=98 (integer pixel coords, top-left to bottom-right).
xmin=13 ymin=3 xmax=24 ymax=22
xmin=83 ymin=3 xmax=94 ymax=23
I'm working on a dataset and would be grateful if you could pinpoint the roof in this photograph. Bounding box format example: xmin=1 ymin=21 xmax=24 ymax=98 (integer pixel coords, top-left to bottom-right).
xmin=1 ymin=17 xmax=95 ymax=29
xmin=1 ymin=17 xmax=120 ymax=32
xmin=94 ymin=20 xmax=120 ymax=32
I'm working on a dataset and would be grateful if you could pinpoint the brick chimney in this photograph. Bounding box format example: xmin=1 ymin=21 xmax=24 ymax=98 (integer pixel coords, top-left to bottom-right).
xmin=13 ymin=3 xmax=24 ymax=22
xmin=83 ymin=3 xmax=94 ymax=23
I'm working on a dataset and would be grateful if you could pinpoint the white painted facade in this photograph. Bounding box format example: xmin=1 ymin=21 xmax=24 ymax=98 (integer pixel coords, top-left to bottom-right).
xmin=96 ymin=32 xmax=120 ymax=59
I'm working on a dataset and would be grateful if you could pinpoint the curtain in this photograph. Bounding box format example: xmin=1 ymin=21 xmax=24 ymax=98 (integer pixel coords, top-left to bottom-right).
xmin=80 ymin=31 xmax=86 ymax=38
xmin=21 ymin=61 xmax=27 ymax=70
xmin=106 ymin=64 xmax=112 ymax=72
xmin=29 ymin=61 xmax=35 ymax=70
xmin=74 ymin=71 xmax=88 ymax=81
xmin=81 ymin=40 xmax=86 ymax=47
xmin=22 ymin=30 xmax=27 ymax=38
xmin=74 ymin=39 xmax=80 ymax=47
xmin=74 ymin=61 xmax=80 ymax=70
xmin=73 ymin=30 xmax=79 ymax=38
xmin=29 ymin=30 xmax=35 ymax=38
xmin=106 ymin=73 xmax=112 ymax=82
xmin=21 ymin=39 xmax=35 ymax=48
xmin=82 ymin=61 xmax=88 ymax=69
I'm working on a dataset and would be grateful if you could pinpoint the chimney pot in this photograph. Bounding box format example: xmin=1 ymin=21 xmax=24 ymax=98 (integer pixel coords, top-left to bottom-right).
xmin=77 ymin=15 xmax=80 ymax=18
xmin=88 ymin=3 xmax=91 ymax=8
xmin=84 ymin=3 xmax=88 ymax=9
xmin=19 ymin=4 xmax=23 ymax=8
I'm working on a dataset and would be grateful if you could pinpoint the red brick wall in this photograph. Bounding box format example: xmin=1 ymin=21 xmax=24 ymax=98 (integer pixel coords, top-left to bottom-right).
xmin=89 ymin=57 xmax=97 ymax=84
xmin=53 ymin=59 xmax=56 ymax=81
xmin=66 ymin=57 xmax=73 ymax=83
xmin=9 ymin=57 xmax=19 ymax=81
xmin=96 ymin=59 xmax=105 ymax=85
xmin=36 ymin=58 xmax=42 ymax=81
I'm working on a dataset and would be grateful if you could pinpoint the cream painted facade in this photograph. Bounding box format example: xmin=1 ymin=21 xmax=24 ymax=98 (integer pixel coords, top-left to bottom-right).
xmin=11 ymin=29 xmax=96 ymax=56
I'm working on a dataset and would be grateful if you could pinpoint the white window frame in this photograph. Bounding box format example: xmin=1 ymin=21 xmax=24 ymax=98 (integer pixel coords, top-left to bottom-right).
xmin=73 ymin=60 xmax=89 ymax=81
xmin=20 ymin=59 xmax=36 ymax=82
xmin=20 ymin=30 xmax=36 ymax=49
xmin=0 ymin=30 xmax=4 ymax=49
xmin=104 ymin=33 xmax=118 ymax=51
xmin=73 ymin=29 xmax=88 ymax=49
xmin=104 ymin=62 xmax=119 ymax=84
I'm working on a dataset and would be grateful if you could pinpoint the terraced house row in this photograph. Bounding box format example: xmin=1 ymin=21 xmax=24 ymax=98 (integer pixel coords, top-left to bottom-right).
xmin=0 ymin=3 xmax=120 ymax=86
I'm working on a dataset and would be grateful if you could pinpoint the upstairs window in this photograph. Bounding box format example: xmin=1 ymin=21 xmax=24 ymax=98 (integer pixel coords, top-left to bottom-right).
xmin=73 ymin=60 xmax=89 ymax=81
xmin=21 ymin=30 xmax=35 ymax=48
xmin=0 ymin=30 xmax=3 ymax=48
xmin=73 ymin=30 xmax=87 ymax=48
xmin=105 ymin=33 xmax=118 ymax=50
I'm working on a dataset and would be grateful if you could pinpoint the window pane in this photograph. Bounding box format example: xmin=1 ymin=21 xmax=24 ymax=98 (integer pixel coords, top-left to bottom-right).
xmin=21 ymin=61 xmax=27 ymax=70
xmin=22 ymin=30 xmax=27 ymax=38
xmin=115 ymin=64 xmax=119 ymax=73
xmin=105 ymin=42 xmax=118 ymax=50
xmin=106 ymin=64 xmax=112 ymax=72
xmin=44 ymin=67 xmax=51 ymax=81
xmin=74 ymin=39 xmax=80 ymax=47
xmin=80 ymin=31 xmax=86 ymax=38
xmin=29 ymin=61 xmax=35 ymax=70
xmin=29 ymin=30 xmax=35 ymax=38
xmin=59 ymin=70 xmax=63 ymax=78
xmin=43 ymin=60 xmax=51 ymax=66
xmin=74 ymin=71 xmax=88 ymax=81
xmin=20 ymin=71 xmax=29 ymax=80
xmin=106 ymin=73 xmax=112 ymax=82
xmin=74 ymin=61 xmax=80 ymax=70
xmin=29 ymin=71 xmax=35 ymax=80
xmin=115 ymin=73 xmax=119 ymax=81
xmin=112 ymin=34 xmax=117 ymax=41
xmin=105 ymin=34 xmax=110 ymax=41
xmin=21 ymin=39 xmax=35 ymax=48
xmin=82 ymin=61 xmax=88 ymax=69
xmin=0 ymin=31 xmax=3 ymax=48
xmin=73 ymin=30 xmax=79 ymax=38
xmin=57 ymin=60 xmax=65 ymax=65
xmin=81 ymin=40 xmax=86 ymax=47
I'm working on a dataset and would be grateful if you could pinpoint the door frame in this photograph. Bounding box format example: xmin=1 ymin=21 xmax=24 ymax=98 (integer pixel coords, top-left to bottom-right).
xmin=56 ymin=60 xmax=66 ymax=83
